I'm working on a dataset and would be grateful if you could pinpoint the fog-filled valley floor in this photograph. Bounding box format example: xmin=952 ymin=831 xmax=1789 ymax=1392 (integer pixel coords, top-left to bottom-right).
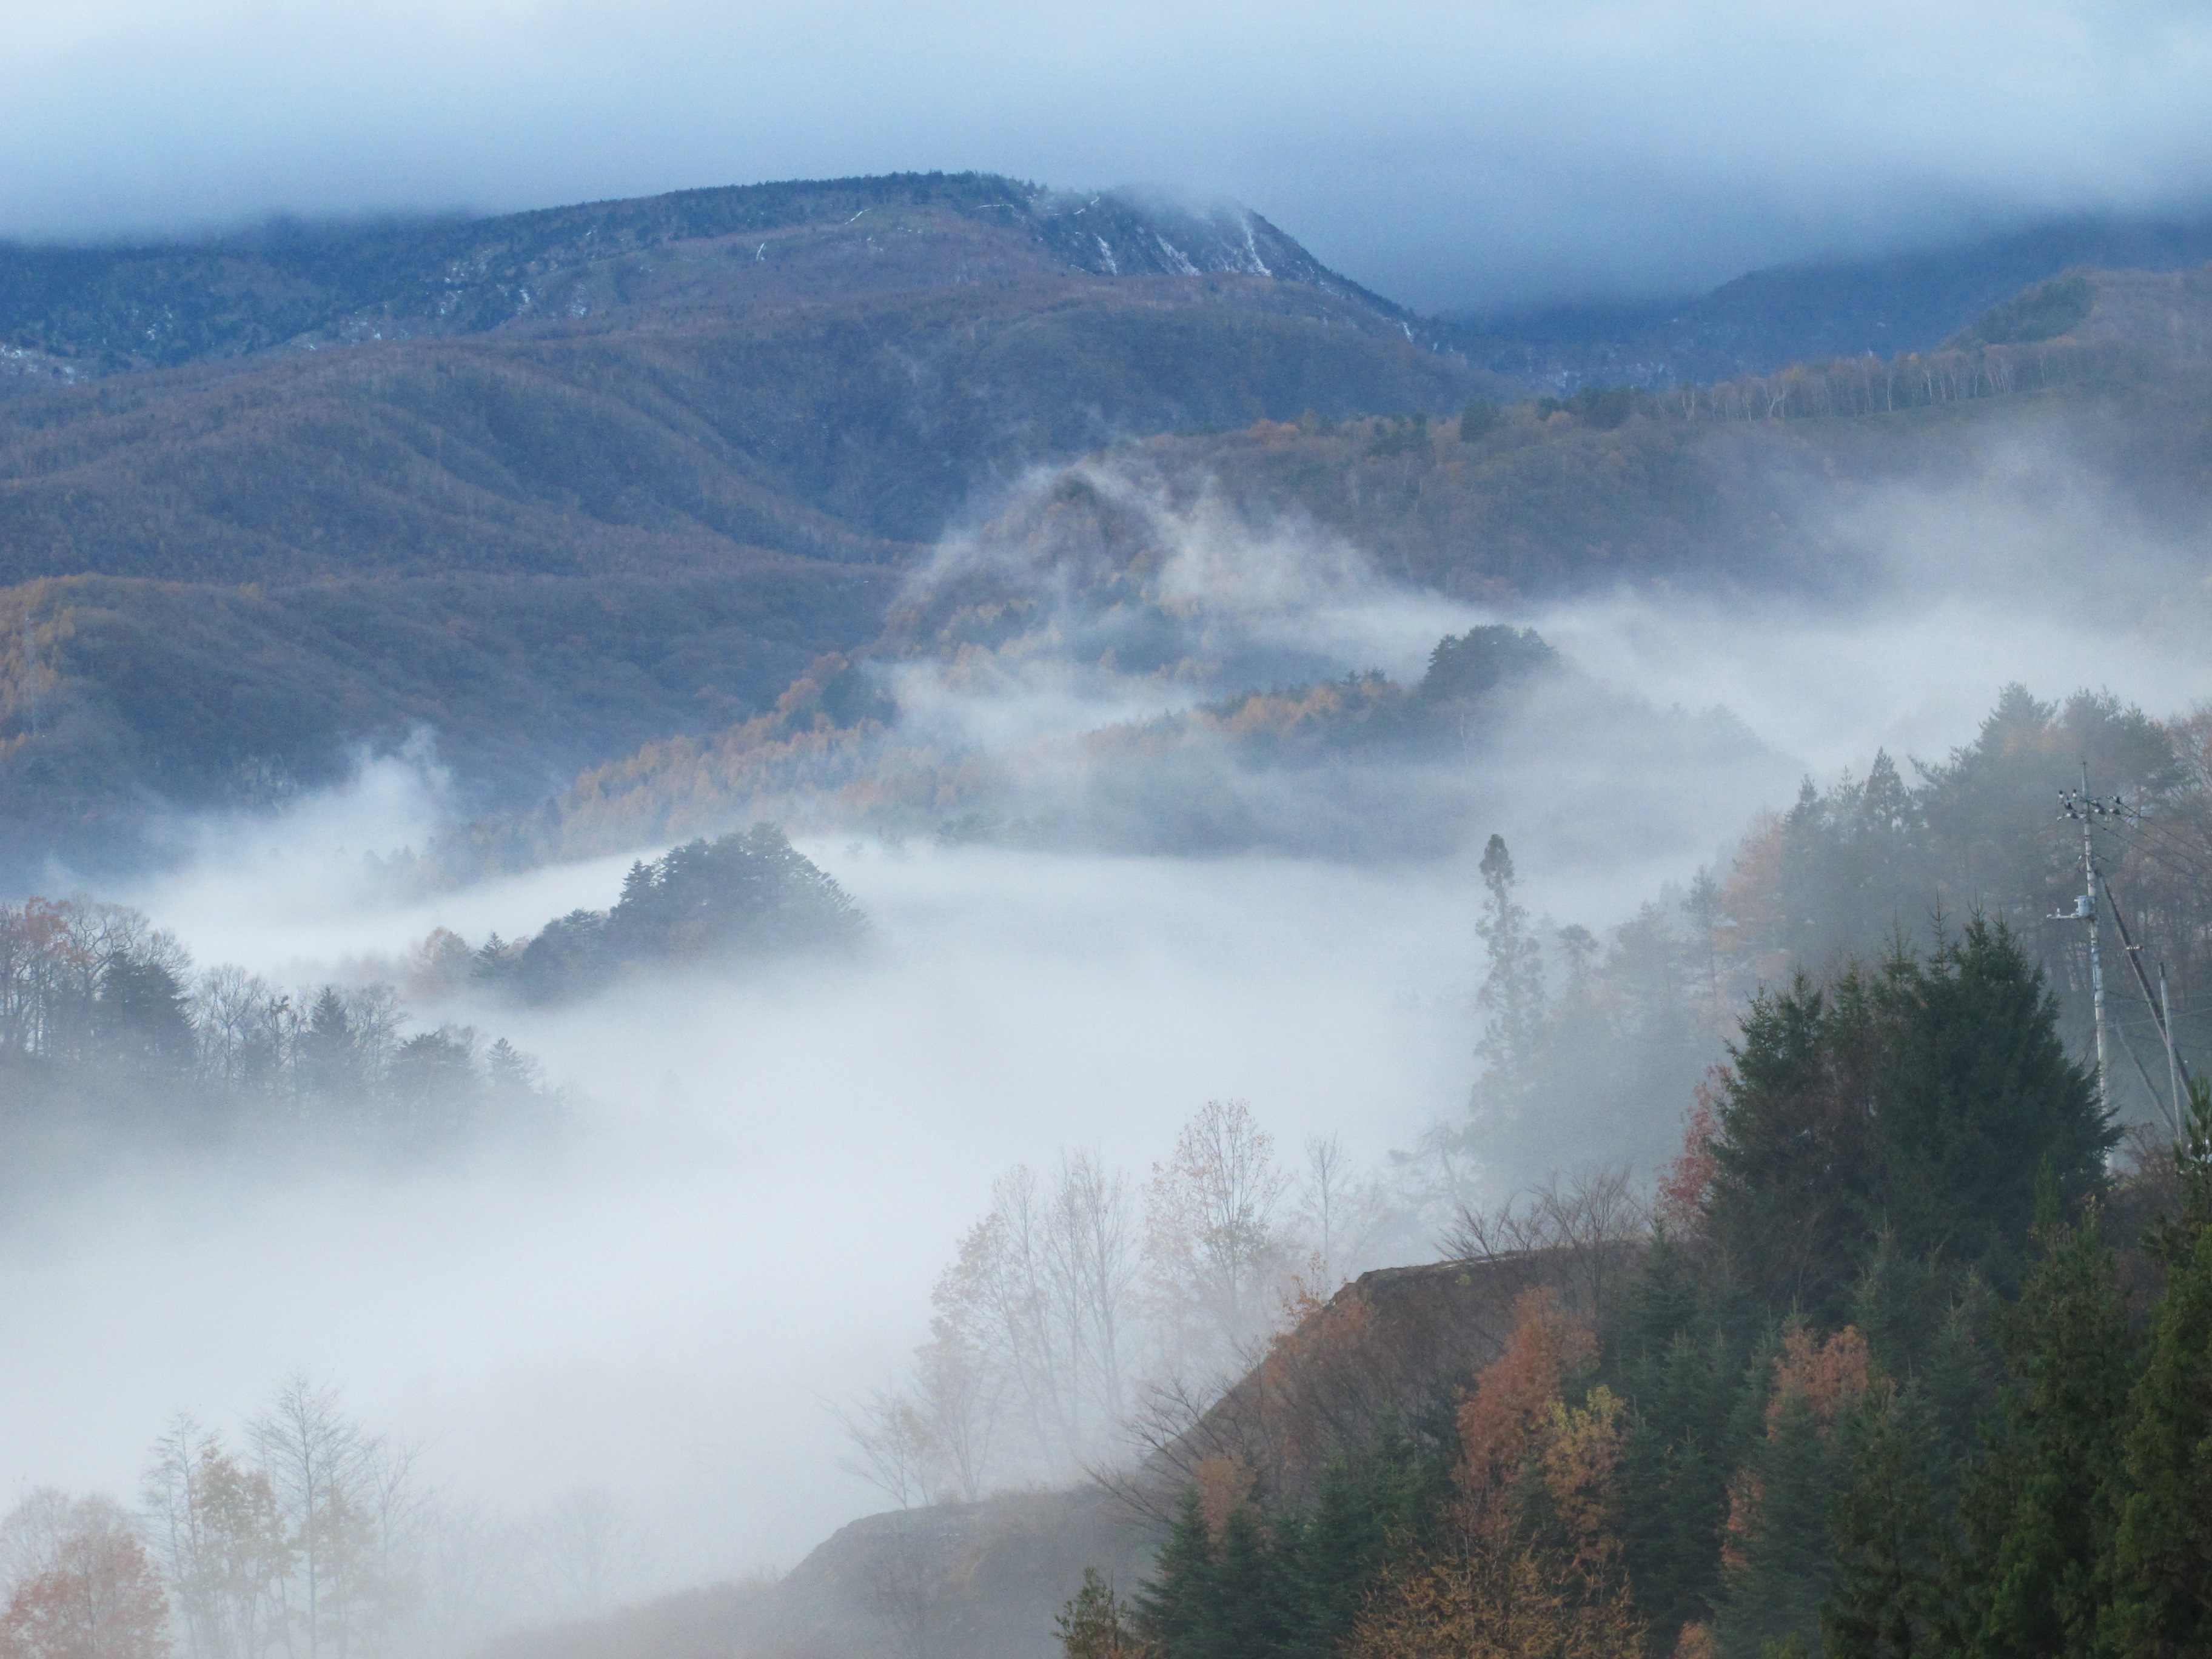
xmin=13 ymin=531 xmax=2212 ymax=1643
xmin=10 ymin=174 xmax=2212 ymax=1659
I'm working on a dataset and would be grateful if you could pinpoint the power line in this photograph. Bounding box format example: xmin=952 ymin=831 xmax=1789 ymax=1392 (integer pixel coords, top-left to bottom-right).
xmin=2100 ymin=871 xmax=2189 ymax=1133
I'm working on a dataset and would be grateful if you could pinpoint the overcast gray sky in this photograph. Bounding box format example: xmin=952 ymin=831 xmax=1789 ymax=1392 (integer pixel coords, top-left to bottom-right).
xmin=7 ymin=0 xmax=2212 ymax=310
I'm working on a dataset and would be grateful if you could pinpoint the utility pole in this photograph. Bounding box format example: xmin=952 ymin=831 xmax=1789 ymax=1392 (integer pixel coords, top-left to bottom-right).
xmin=2057 ymin=767 xmax=2118 ymax=1119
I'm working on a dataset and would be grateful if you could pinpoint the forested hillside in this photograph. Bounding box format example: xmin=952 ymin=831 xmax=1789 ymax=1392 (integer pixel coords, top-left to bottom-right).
xmin=0 ymin=173 xmax=1420 ymax=378
xmin=0 ymin=891 xmax=555 ymax=1188
xmin=1054 ymin=925 xmax=2212 ymax=1659
xmin=0 ymin=176 xmax=1504 ymax=872
xmin=474 ymin=907 xmax=2212 ymax=1659
xmin=424 ymin=623 xmax=1777 ymax=874
xmin=966 ymin=266 xmax=2212 ymax=603
xmin=403 ymin=261 xmax=2212 ymax=883
xmin=6 ymin=186 xmax=2212 ymax=879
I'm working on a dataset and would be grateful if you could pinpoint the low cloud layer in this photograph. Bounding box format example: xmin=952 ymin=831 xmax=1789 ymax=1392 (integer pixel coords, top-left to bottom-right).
xmin=7 ymin=1 xmax=2212 ymax=307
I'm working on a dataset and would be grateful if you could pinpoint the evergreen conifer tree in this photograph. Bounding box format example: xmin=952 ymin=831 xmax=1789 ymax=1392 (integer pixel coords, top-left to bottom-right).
xmin=1470 ymin=834 xmax=1547 ymax=1127
xmin=1208 ymin=1505 xmax=1291 ymax=1659
xmin=1706 ymin=970 xmax=1881 ymax=1322
xmin=1953 ymin=1201 xmax=2135 ymax=1659
xmin=2105 ymin=1079 xmax=2212 ymax=1659
xmin=1823 ymin=1381 xmax=1951 ymax=1659
xmin=1289 ymin=1453 xmax=1378 ymax=1659
xmin=1870 ymin=920 xmax=2111 ymax=1289
xmin=1706 ymin=922 xmax=2111 ymax=1323
xmin=1136 ymin=1490 xmax=1216 ymax=1659
xmin=1620 ymin=1325 xmax=1752 ymax=1649
xmin=1715 ymin=1386 xmax=1851 ymax=1659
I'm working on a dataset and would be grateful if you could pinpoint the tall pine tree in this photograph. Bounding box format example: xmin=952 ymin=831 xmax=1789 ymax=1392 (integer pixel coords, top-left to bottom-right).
xmin=1953 ymin=1201 xmax=2135 ymax=1659
xmin=2105 ymin=1079 xmax=2212 ymax=1659
xmin=1136 ymin=1490 xmax=1216 ymax=1659
xmin=1823 ymin=1381 xmax=1951 ymax=1659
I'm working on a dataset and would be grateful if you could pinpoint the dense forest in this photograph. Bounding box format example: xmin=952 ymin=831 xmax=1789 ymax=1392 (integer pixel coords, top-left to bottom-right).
xmin=0 ymin=823 xmax=859 ymax=1178
xmin=1410 ymin=675 xmax=2212 ymax=1178
xmin=471 ymin=823 xmax=866 ymax=1002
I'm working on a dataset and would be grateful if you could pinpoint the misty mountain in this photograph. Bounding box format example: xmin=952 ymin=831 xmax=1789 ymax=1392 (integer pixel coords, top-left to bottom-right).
xmin=0 ymin=174 xmax=1503 ymax=874
xmin=1449 ymin=208 xmax=2212 ymax=389
xmin=419 ymin=621 xmax=1787 ymax=874
xmin=416 ymin=259 xmax=2212 ymax=876
xmin=965 ymin=262 xmax=2212 ymax=606
xmin=8 ymin=169 xmax=2212 ymax=883
xmin=0 ymin=172 xmax=1419 ymax=378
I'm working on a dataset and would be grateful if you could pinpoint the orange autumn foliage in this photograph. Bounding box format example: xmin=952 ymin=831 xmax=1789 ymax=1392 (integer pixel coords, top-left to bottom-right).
xmin=1192 ymin=1455 xmax=1256 ymax=1540
xmin=1721 ymin=1326 xmax=1871 ymax=1571
xmin=1655 ymin=1070 xmax=1726 ymax=1233
xmin=1456 ymin=1290 xmax=1598 ymax=1503
xmin=0 ymin=1513 xmax=169 ymax=1659
xmin=1349 ymin=1291 xmax=1644 ymax=1659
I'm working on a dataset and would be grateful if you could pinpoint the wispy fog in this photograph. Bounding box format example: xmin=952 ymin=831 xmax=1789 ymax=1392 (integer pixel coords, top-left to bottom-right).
xmin=11 ymin=841 xmax=1478 ymax=1594
xmin=16 ymin=440 xmax=2212 ymax=1622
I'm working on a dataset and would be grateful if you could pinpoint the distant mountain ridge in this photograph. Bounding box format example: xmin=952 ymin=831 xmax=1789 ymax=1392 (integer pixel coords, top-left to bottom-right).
xmin=0 ymin=171 xmax=1500 ymax=874
xmin=0 ymin=172 xmax=1415 ymax=381
xmin=1449 ymin=209 xmax=2212 ymax=389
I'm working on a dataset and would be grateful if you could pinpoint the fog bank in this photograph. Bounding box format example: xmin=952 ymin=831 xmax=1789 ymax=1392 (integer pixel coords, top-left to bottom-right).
xmin=16 ymin=458 xmax=2212 ymax=1614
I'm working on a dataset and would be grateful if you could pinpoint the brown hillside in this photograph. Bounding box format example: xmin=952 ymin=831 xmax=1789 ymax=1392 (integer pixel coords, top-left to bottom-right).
xmin=0 ymin=190 xmax=1505 ymax=870
xmin=427 ymin=263 xmax=2212 ymax=873
xmin=483 ymin=1253 xmax=1616 ymax=1659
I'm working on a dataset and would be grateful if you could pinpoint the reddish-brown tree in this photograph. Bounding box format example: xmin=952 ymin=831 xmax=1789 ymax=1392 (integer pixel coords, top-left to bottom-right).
xmin=0 ymin=1498 xmax=169 ymax=1659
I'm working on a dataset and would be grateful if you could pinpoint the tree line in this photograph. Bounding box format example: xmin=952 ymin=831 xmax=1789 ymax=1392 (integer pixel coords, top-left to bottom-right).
xmin=1450 ymin=684 xmax=2212 ymax=1182
xmin=0 ymin=894 xmax=551 ymax=1161
xmin=468 ymin=823 xmax=866 ymax=1004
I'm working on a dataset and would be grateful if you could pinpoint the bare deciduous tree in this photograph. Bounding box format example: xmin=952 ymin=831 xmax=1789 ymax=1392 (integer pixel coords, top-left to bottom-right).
xmin=142 ymin=1413 xmax=292 ymax=1659
xmin=1444 ymin=1164 xmax=1649 ymax=1324
xmin=248 ymin=1374 xmax=421 ymax=1659
xmin=1145 ymin=1099 xmax=1294 ymax=1378
xmin=836 ymin=1391 xmax=940 ymax=1510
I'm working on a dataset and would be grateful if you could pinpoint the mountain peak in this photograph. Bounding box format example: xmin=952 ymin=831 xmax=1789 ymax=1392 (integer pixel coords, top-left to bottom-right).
xmin=0 ymin=172 xmax=1403 ymax=378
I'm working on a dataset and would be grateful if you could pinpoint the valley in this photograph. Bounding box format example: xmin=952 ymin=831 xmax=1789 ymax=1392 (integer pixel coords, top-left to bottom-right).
xmin=5 ymin=161 xmax=2212 ymax=1659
